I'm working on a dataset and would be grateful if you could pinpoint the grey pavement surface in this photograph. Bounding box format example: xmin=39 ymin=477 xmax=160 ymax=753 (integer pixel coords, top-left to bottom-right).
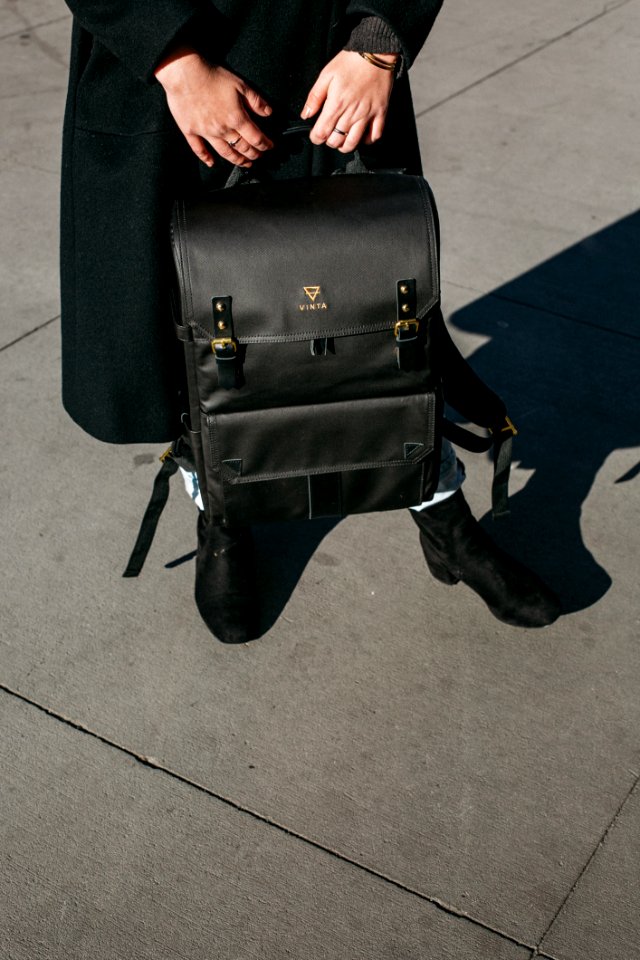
xmin=1 ymin=1 xmax=639 ymax=958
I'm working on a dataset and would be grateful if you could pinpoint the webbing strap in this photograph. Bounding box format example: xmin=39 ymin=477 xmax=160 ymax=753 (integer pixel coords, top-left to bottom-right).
xmin=442 ymin=419 xmax=493 ymax=454
xmin=442 ymin=417 xmax=514 ymax=518
xmin=492 ymin=434 xmax=513 ymax=518
xmin=122 ymin=456 xmax=179 ymax=578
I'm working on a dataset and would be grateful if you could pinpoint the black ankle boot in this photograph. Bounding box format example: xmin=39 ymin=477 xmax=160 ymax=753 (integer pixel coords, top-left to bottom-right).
xmin=195 ymin=513 xmax=258 ymax=643
xmin=411 ymin=491 xmax=561 ymax=628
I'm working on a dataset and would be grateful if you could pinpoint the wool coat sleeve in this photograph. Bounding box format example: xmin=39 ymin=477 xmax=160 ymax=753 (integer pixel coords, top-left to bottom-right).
xmin=344 ymin=0 xmax=444 ymax=68
xmin=62 ymin=0 xmax=220 ymax=82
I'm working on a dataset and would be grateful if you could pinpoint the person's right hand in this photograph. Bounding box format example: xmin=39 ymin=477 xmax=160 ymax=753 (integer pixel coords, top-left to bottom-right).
xmin=154 ymin=47 xmax=273 ymax=168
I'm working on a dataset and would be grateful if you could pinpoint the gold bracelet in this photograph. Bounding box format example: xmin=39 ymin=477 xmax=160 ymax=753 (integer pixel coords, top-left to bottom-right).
xmin=358 ymin=51 xmax=398 ymax=72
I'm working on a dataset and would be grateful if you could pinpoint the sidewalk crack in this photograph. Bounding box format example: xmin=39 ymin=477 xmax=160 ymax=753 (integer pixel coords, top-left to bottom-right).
xmin=416 ymin=0 xmax=636 ymax=119
xmin=0 ymin=14 xmax=71 ymax=45
xmin=486 ymin=291 xmax=640 ymax=342
xmin=1 ymin=681 xmax=535 ymax=955
xmin=534 ymin=771 xmax=640 ymax=954
xmin=0 ymin=315 xmax=59 ymax=353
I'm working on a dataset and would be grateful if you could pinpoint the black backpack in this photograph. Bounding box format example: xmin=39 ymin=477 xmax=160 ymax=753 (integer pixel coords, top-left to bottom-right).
xmin=124 ymin=152 xmax=515 ymax=576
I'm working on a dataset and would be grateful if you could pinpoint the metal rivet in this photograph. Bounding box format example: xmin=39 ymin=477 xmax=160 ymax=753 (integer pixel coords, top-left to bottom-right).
xmin=215 ymin=301 xmax=226 ymax=313
xmin=217 ymin=320 xmax=228 ymax=331
xmin=399 ymin=284 xmax=409 ymax=295
xmin=401 ymin=303 xmax=411 ymax=314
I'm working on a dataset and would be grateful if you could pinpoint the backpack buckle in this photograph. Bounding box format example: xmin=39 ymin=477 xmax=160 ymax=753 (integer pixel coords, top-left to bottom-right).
xmin=211 ymin=337 xmax=237 ymax=355
xmin=490 ymin=415 xmax=518 ymax=437
xmin=394 ymin=318 xmax=420 ymax=341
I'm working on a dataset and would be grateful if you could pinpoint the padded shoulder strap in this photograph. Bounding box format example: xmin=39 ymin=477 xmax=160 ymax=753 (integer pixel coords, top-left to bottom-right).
xmin=432 ymin=307 xmax=506 ymax=425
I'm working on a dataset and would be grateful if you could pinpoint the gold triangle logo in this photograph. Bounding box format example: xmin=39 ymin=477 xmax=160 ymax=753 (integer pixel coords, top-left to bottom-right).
xmin=304 ymin=286 xmax=322 ymax=302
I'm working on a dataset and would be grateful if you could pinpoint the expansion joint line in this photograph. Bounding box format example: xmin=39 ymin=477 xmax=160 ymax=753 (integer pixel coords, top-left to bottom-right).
xmin=0 ymin=14 xmax=72 ymax=44
xmin=488 ymin=292 xmax=640 ymax=342
xmin=1 ymin=681 xmax=534 ymax=954
xmin=416 ymin=0 xmax=636 ymax=119
xmin=0 ymin=315 xmax=59 ymax=353
xmin=534 ymin=768 xmax=640 ymax=955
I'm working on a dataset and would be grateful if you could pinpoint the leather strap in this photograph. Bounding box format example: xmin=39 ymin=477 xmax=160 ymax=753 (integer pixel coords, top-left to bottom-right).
xmin=224 ymin=123 xmax=377 ymax=190
xmin=395 ymin=278 xmax=422 ymax=371
xmin=442 ymin=417 xmax=515 ymax=518
xmin=210 ymin=295 xmax=242 ymax=389
xmin=123 ymin=454 xmax=179 ymax=578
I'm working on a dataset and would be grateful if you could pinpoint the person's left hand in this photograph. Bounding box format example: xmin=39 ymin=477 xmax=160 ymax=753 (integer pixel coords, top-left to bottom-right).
xmin=301 ymin=50 xmax=396 ymax=153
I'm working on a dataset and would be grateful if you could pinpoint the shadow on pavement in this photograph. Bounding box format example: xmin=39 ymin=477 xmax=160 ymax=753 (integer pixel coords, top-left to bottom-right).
xmin=448 ymin=211 xmax=640 ymax=614
xmin=252 ymin=517 xmax=341 ymax=634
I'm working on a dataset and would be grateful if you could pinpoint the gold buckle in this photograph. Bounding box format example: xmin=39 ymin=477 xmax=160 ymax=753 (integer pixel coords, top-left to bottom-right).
xmin=501 ymin=415 xmax=518 ymax=436
xmin=159 ymin=446 xmax=173 ymax=463
xmin=211 ymin=337 xmax=237 ymax=354
xmin=394 ymin=319 xmax=419 ymax=338
xmin=490 ymin=415 xmax=518 ymax=437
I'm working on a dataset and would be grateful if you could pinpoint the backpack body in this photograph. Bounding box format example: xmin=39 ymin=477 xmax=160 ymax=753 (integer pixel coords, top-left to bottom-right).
xmin=171 ymin=171 xmax=444 ymax=526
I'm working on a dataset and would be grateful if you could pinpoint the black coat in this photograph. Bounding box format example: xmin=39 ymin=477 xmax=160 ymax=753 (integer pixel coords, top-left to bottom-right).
xmin=61 ymin=0 xmax=443 ymax=443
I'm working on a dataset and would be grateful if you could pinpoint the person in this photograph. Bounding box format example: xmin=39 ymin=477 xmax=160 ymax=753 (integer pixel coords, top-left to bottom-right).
xmin=60 ymin=1 xmax=560 ymax=643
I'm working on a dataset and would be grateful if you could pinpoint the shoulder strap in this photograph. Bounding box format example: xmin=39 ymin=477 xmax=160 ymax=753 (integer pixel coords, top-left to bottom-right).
xmin=432 ymin=308 xmax=516 ymax=517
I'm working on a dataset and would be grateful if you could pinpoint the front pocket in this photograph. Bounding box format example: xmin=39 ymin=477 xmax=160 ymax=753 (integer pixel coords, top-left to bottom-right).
xmin=205 ymin=392 xmax=439 ymax=524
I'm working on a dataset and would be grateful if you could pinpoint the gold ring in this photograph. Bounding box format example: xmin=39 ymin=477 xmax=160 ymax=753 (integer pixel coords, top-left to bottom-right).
xmin=333 ymin=127 xmax=347 ymax=137
xmin=227 ymin=136 xmax=241 ymax=147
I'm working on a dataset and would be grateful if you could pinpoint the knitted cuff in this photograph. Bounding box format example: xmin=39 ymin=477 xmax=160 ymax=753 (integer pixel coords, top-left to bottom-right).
xmin=344 ymin=15 xmax=402 ymax=54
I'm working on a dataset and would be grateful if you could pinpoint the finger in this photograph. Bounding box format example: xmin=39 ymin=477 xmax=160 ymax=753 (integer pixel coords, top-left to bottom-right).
xmin=235 ymin=117 xmax=274 ymax=152
xmin=362 ymin=120 xmax=376 ymax=146
xmin=339 ymin=117 xmax=368 ymax=154
xmin=208 ymin=137 xmax=253 ymax=168
xmin=186 ymin=133 xmax=215 ymax=167
xmin=325 ymin=116 xmax=351 ymax=150
xmin=309 ymin=99 xmax=351 ymax=145
xmin=367 ymin=113 xmax=386 ymax=144
xmin=224 ymin=134 xmax=261 ymax=162
xmin=301 ymin=72 xmax=331 ymax=120
xmin=242 ymin=85 xmax=273 ymax=119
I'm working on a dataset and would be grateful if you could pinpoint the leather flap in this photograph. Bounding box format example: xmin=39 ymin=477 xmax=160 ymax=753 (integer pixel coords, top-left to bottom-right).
xmin=210 ymin=392 xmax=436 ymax=483
xmin=172 ymin=173 xmax=439 ymax=343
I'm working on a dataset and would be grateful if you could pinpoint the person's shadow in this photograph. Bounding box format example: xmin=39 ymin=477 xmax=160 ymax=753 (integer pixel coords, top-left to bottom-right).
xmin=448 ymin=211 xmax=640 ymax=614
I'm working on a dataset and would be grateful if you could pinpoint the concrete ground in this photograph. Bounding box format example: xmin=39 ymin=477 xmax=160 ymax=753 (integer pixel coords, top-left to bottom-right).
xmin=1 ymin=1 xmax=639 ymax=957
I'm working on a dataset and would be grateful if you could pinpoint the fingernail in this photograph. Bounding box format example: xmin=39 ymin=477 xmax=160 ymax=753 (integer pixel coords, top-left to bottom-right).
xmin=302 ymin=106 xmax=311 ymax=119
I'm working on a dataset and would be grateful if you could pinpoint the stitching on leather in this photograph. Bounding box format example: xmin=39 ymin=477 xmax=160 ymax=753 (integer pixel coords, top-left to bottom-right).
xmin=177 ymin=202 xmax=195 ymax=323
xmin=422 ymin=179 xmax=439 ymax=297
xmin=221 ymin=456 xmax=434 ymax=484
xmin=416 ymin=178 xmax=440 ymax=311
xmin=207 ymin=414 xmax=228 ymax=515
xmin=189 ymin=319 xmax=436 ymax=343
xmin=216 ymin=391 xmax=437 ymax=484
xmin=170 ymin=210 xmax=190 ymax=325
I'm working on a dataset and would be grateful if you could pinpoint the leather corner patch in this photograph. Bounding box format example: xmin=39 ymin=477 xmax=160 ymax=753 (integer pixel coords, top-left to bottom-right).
xmin=404 ymin=442 xmax=425 ymax=460
xmin=222 ymin=458 xmax=243 ymax=477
